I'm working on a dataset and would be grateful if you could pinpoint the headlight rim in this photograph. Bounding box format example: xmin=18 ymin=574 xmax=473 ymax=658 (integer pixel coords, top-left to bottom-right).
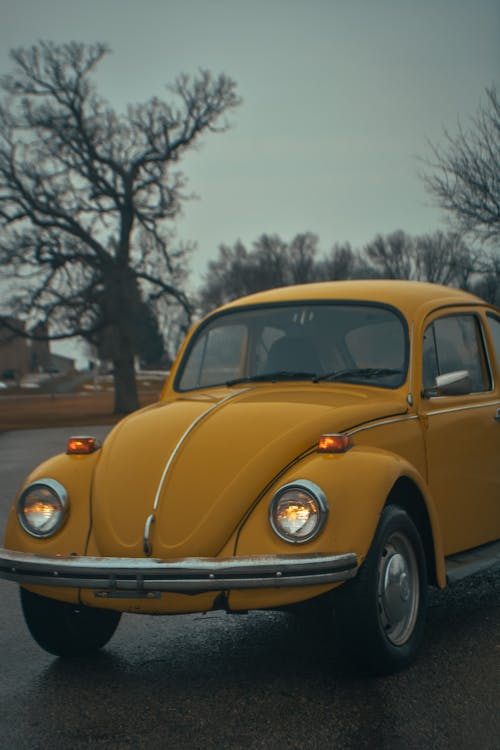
xmin=268 ymin=479 xmax=329 ymax=544
xmin=17 ymin=478 xmax=69 ymax=539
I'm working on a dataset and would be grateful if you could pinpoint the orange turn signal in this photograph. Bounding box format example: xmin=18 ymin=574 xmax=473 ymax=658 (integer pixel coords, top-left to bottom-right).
xmin=317 ymin=434 xmax=352 ymax=454
xmin=67 ymin=436 xmax=100 ymax=455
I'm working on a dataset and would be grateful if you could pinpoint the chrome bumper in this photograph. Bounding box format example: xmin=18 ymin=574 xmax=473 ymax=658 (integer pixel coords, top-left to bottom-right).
xmin=0 ymin=548 xmax=358 ymax=595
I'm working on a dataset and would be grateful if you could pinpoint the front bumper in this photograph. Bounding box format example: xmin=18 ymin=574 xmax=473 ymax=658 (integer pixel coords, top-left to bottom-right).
xmin=0 ymin=548 xmax=358 ymax=595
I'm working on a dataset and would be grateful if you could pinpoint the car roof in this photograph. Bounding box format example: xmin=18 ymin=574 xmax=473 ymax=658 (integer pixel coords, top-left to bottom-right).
xmin=221 ymin=280 xmax=486 ymax=319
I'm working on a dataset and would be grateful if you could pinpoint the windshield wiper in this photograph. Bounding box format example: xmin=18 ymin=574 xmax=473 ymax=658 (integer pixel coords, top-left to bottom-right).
xmin=226 ymin=371 xmax=318 ymax=386
xmin=227 ymin=367 xmax=402 ymax=387
xmin=313 ymin=367 xmax=402 ymax=383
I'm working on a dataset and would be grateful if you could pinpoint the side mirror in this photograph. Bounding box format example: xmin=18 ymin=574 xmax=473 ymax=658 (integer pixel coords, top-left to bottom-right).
xmin=431 ymin=370 xmax=472 ymax=397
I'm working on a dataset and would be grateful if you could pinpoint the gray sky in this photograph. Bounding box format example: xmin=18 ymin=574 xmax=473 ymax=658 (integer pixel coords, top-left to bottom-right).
xmin=2 ymin=0 xmax=499 ymax=275
xmin=2 ymin=0 xmax=500 ymax=320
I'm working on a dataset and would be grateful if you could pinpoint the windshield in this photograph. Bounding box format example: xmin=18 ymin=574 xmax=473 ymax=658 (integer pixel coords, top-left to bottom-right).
xmin=175 ymin=302 xmax=408 ymax=392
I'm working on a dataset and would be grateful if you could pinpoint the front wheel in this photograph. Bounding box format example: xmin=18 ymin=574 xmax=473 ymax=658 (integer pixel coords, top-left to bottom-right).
xmin=335 ymin=505 xmax=428 ymax=674
xmin=20 ymin=588 xmax=121 ymax=657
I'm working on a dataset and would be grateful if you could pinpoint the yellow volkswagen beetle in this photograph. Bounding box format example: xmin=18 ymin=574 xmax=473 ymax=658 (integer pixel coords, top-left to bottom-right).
xmin=1 ymin=280 xmax=500 ymax=673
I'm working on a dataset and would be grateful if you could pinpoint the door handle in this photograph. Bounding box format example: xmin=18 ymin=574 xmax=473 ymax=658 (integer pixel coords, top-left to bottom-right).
xmin=495 ymin=408 xmax=500 ymax=422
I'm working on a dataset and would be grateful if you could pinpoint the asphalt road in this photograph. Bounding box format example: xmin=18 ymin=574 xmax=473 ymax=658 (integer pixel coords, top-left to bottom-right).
xmin=0 ymin=426 xmax=499 ymax=750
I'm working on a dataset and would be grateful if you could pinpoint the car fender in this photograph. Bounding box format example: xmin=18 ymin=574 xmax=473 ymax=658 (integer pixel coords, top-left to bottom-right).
xmin=234 ymin=444 xmax=445 ymax=587
xmin=4 ymin=451 xmax=99 ymax=557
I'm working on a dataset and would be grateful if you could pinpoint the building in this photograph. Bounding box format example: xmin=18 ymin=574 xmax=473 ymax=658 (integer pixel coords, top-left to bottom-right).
xmin=30 ymin=322 xmax=51 ymax=372
xmin=0 ymin=317 xmax=30 ymax=380
xmin=0 ymin=317 xmax=74 ymax=381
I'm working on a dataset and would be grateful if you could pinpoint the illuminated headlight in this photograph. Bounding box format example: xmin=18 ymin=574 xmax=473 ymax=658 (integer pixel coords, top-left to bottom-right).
xmin=269 ymin=480 xmax=328 ymax=544
xmin=17 ymin=479 xmax=69 ymax=538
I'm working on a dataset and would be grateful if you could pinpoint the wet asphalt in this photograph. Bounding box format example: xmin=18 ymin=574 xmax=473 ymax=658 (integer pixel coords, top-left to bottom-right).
xmin=0 ymin=426 xmax=499 ymax=750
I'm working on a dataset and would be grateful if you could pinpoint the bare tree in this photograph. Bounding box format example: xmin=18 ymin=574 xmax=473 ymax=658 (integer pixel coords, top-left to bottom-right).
xmin=363 ymin=230 xmax=482 ymax=289
xmin=414 ymin=231 xmax=481 ymax=287
xmin=0 ymin=42 xmax=240 ymax=412
xmin=364 ymin=231 xmax=415 ymax=279
xmin=199 ymin=233 xmax=321 ymax=312
xmin=199 ymin=228 xmax=490 ymax=316
xmin=250 ymin=234 xmax=290 ymax=289
xmin=473 ymin=254 xmax=500 ymax=305
xmin=422 ymin=86 xmax=500 ymax=244
xmin=288 ymin=233 xmax=320 ymax=284
xmin=317 ymin=242 xmax=375 ymax=280
xmin=198 ymin=241 xmax=250 ymax=312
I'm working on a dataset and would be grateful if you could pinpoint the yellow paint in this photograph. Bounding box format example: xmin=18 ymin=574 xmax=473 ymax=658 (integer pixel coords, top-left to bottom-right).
xmin=3 ymin=281 xmax=499 ymax=613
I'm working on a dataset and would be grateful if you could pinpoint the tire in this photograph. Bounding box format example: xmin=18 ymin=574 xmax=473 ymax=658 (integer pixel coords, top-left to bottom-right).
xmin=335 ymin=505 xmax=428 ymax=674
xmin=20 ymin=588 xmax=121 ymax=657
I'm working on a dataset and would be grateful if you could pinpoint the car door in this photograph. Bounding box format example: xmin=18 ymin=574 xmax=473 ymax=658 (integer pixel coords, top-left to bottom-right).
xmin=419 ymin=307 xmax=500 ymax=556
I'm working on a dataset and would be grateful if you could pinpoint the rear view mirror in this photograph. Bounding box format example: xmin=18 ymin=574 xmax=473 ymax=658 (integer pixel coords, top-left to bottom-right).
xmin=422 ymin=370 xmax=472 ymax=398
xmin=435 ymin=370 xmax=472 ymax=396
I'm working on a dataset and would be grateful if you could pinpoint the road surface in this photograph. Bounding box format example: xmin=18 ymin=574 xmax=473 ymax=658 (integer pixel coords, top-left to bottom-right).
xmin=0 ymin=426 xmax=499 ymax=749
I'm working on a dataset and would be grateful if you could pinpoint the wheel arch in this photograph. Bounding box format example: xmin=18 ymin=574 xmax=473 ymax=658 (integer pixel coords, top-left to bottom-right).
xmin=385 ymin=475 xmax=445 ymax=588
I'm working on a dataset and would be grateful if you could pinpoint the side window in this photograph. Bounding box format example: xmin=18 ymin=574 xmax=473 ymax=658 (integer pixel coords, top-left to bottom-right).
xmin=486 ymin=314 xmax=500 ymax=367
xmin=422 ymin=315 xmax=491 ymax=393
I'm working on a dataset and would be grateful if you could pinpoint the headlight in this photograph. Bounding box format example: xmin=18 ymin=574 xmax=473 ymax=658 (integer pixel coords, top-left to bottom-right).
xmin=269 ymin=480 xmax=328 ymax=544
xmin=17 ymin=478 xmax=69 ymax=538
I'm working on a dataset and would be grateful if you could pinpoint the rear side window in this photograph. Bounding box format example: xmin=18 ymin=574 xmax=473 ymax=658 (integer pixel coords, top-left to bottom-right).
xmin=486 ymin=314 xmax=500 ymax=367
xmin=422 ymin=314 xmax=491 ymax=392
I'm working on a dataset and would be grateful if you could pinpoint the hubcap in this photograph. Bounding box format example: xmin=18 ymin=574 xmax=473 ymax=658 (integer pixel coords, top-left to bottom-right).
xmin=377 ymin=531 xmax=419 ymax=646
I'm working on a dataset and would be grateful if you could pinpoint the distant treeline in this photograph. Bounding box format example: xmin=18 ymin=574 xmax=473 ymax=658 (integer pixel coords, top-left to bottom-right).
xmin=197 ymin=229 xmax=499 ymax=313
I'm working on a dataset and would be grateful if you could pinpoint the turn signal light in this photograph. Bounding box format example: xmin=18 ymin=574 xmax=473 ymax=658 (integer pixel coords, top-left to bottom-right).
xmin=317 ymin=434 xmax=352 ymax=453
xmin=67 ymin=436 xmax=101 ymax=455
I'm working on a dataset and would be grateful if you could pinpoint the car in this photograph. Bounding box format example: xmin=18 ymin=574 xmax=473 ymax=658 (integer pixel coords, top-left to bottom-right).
xmin=1 ymin=280 xmax=500 ymax=673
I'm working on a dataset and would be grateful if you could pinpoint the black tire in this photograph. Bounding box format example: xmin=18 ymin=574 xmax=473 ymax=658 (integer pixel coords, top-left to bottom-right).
xmin=335 ymin=505 xmax=428 ymax=674
xmin=20 ymin=588 xmax=121 ymax=657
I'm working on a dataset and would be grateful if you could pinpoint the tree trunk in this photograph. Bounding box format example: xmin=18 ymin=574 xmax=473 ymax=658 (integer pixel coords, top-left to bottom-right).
xmin=107 ymin=267 xmax=141 ymax=415
xmin=112 ymin=348 xmax=139 ymax=414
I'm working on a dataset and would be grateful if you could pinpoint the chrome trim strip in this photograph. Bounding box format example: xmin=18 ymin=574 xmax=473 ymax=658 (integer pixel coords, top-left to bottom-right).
xmin=486 ymin=312 xmax=499 ymax=392
xmin=0 ymin=549 xmax=358 ymax=593
xmin=479 ymin=314 xmax=496 ymax=392
xmin=143 ymin=513 xmax=155 ymax=556
xmin=426 ymin=400 xmax=500 ymax=417
xmin=152 ymin=389 xmax=251 ymax=512
xmin=407 ymin=320 xmax=414 ymax=406
xmin=346 ymin=402 xmax=500 ymax=436
xmin=143 ymin=388 xmax=252 ymax=556
xmin=347 ymin=414 xmax=418 ymax=437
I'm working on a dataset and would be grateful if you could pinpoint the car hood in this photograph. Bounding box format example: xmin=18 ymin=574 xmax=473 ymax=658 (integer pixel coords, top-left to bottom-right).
xmin=91 ymin=385 xmax=407 ymax=558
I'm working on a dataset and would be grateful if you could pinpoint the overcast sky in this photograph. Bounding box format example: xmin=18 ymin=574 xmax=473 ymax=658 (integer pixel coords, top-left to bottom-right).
xmin=2 ymin=0 xmax=499 ymax=278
